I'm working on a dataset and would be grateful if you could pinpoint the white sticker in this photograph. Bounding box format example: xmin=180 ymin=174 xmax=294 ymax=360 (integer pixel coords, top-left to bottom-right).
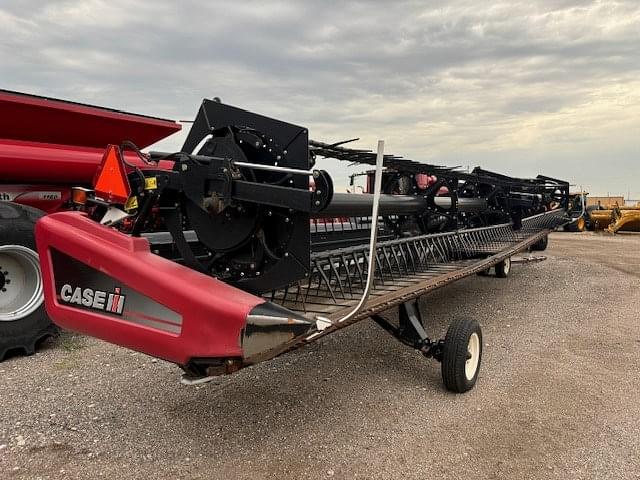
xmin=0 ymin=192 xmax=16 ymax=201
xmin=38 ymin=192 xmax=62 ymax=200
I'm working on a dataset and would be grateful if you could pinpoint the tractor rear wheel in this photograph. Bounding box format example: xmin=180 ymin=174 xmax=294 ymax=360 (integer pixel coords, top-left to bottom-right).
xmin=441 ymin=318 xmax=482 ymax=393
xmin=0 ymin=203 xmax=58 ymax=360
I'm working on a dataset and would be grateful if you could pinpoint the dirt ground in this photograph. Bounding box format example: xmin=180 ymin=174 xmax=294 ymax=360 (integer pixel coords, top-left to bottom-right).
xmin=1 ymin=232 xmax=639 ymax=479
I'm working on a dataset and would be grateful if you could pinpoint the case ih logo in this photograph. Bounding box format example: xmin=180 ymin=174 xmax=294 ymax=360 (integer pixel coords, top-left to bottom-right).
xmin=60 ymin=284 xmax=126 ymax=315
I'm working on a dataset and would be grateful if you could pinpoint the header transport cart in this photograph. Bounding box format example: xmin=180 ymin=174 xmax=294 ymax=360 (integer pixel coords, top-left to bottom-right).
xmin=24 ymin=97 xmax=569 ymax=392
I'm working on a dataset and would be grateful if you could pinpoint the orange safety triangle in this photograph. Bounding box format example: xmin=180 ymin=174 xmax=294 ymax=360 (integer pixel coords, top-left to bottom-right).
xmin=94 ymin=144 xmax=131 ymax=204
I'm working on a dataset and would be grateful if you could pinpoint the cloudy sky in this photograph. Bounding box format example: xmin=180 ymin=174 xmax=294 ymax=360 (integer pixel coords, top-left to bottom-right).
xmin=2 ymin=0 xmax=639 ymax=197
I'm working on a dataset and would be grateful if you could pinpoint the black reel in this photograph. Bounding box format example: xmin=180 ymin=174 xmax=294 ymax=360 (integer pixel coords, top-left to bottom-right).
xmin=182 ymin=127 xmax=299 ymax=285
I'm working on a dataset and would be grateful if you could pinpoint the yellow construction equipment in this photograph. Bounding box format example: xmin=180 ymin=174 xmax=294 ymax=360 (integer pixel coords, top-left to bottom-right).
xmin=607 ymin=206 xmax=640 ymax=233
xmin=588 ymin=205 xmax=640 ymax=233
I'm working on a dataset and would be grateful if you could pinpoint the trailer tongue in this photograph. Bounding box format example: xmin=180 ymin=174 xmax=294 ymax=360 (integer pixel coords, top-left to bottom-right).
xmin=35 ymin=99 xmax=570 ymax=392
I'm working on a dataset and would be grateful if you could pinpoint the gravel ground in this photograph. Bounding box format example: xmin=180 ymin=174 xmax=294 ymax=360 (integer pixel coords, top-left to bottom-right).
xmin=1 ymin=232 xmax=639 ymax=479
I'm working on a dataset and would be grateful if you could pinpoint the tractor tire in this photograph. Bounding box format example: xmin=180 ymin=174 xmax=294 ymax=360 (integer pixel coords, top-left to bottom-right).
xmin=564 ymin=216 xmax=586 ymax=232
xmin=0 ymin=203 xmax=58 ymax=361
xmin=531 ymin=234 xmax=548 ymax=251
xmin=495 ymin=257 xmax=511 ymax=278
xmin=441 ymin=318 xmax=482 ymax=393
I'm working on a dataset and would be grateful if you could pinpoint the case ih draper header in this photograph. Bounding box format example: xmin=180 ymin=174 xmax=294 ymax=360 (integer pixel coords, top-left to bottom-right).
xmin=4 ymin=93 xmax=570 ymax=392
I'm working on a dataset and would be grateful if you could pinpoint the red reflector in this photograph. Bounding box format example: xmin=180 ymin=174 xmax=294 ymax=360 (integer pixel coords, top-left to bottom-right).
xmin=94 ymin=145 xmax=131 ymax=204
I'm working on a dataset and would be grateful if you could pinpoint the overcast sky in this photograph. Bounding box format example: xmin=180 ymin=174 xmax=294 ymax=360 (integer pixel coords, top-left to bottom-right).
xmin=2 ymin=0 xmax=639 ymax=197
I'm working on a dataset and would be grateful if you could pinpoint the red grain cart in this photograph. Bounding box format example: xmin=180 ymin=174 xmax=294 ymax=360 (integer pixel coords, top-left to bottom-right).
xmin=0 ymin=90 xmax=180 ymax=359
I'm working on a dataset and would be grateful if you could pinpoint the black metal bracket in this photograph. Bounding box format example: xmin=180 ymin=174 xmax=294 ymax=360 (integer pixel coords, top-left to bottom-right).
xmin=371 ymin=300 xmax=444 ymax=361
xmin=145 ymin=151 xmax=333 ymax=215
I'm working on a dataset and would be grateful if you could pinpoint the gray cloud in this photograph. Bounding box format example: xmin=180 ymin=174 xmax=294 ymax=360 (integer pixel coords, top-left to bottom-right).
xmin=1 ymin=0 xmax=639 ymax=197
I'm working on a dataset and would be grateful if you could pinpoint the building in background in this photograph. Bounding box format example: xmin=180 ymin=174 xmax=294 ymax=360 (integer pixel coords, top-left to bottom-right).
xmin=587 ymin=196 xmax=625 ymax=208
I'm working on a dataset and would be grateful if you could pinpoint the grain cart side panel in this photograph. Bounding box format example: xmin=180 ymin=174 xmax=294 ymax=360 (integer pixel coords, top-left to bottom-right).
xmin=35 ymin=212 xmax=264 ymax=365
xmin=0 ymin=89 xmax=181 ymax=149
xmin=0 ymin=139 xmax=178 ymax=186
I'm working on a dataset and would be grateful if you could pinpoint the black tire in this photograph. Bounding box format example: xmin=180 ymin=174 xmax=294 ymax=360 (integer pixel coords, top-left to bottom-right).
xmin=441 ymin=318 xmax=482 ymax=393
xmin=566 ymin=220 xmax=585 ymax=232
xmin=495 ymin=257 xmax=511 ymax=278
xmin=585 ymin=206 xmax=600 ymax=230
xmin=531 ymin=234 xmax=548 ymax=251
xmin=564 ymin=222 xmax=578 ymax=232
xmin=0 ymin=202 xmax=58 ymax=360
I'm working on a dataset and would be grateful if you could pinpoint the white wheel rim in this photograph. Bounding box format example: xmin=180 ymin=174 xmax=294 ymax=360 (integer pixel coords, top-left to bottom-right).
xmin=465 ymin=332 xmax=480 ymax=380
xmin=503 ymin=257 xmax=511 ymax=274
xmin=0 ymin=245 xmax=44 ymax=322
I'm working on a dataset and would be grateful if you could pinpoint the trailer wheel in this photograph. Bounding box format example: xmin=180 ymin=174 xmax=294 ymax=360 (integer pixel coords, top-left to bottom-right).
xmin=531 ymin=234 xmax=548 ymax=251
xmin=441 ymin=318 xmax=482 ymax=393
xmin=0 ymin=203 xmax=58 ymax=360
xmin=495 ymin=257 xmax=511 ymax=278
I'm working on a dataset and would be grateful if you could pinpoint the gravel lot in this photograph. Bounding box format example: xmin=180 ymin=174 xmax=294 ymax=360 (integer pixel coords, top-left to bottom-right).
xmin=1 ymin=232 xmax=639 ymax=479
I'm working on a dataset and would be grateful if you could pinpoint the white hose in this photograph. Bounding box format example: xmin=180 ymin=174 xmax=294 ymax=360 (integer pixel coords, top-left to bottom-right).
xmin=314 ymin=140 xmax=385 ymax=331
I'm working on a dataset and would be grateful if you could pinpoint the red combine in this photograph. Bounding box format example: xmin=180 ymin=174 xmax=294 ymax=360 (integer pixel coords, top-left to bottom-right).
xmin=0 ymin=90 xmax=180 ymax=359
